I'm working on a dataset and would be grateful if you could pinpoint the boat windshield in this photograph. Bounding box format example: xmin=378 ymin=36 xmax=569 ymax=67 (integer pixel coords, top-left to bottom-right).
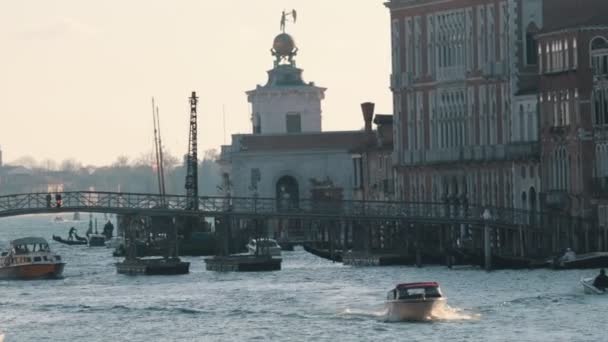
xmin=257 ymin=240 xmax=278 ymax=247
xmin=393 ymin=287 xmax=441 ymax=299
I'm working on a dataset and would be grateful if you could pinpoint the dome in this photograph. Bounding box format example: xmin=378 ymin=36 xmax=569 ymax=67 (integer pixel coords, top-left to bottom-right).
xmin=273 ymin=33 xmax=296 ymax=56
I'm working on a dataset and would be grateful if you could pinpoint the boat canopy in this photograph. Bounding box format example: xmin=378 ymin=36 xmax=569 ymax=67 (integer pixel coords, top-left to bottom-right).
xmin=396 ymin=282 xmax=439 ymax=289
xmin=11 ymin=237 xmax=48 ymax=246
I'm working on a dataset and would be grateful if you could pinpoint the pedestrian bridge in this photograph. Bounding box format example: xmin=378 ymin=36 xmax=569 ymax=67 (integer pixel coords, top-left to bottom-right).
xmin=0 ymin=191 xmax=590 ymax=231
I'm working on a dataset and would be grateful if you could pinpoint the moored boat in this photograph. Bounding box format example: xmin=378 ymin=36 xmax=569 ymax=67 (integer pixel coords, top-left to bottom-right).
xmin=88 ymin=234 xmax=106 ymax=247
xmin=52 ymin=235 xmax=87 ymax=246
xmin=552 ymin=252 xmax=608 ymax=269
xmin=0 ymin=237 xmax=65 ymax=280
xmin=385 ymin=282 xmax=446 ymax=321
xmin=246 ymin=238 xmax=282 ymax=256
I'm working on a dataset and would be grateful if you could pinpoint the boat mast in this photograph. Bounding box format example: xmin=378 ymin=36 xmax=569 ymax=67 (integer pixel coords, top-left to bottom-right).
xmin=156 ymin=105 xmax=167 ymax=203
xmin=152 ymin=97 xmax=163 ymax=201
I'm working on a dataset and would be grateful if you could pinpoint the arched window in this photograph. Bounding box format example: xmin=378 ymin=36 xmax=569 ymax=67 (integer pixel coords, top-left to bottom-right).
xmin=591 ymin=36 xmax=608 ymax=76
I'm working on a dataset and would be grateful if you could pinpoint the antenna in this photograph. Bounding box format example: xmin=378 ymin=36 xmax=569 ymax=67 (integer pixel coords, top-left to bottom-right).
xmin=223 ymin=104 xmax=226 ymax=145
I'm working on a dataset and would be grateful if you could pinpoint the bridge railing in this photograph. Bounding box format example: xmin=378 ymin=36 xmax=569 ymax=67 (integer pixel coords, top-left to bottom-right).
xmin=0 ymin=192 xmax=597 ymax=233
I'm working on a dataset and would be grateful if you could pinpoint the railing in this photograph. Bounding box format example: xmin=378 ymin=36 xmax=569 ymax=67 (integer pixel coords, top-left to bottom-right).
xmin=0 ymin=191 xmax=596 ymax=232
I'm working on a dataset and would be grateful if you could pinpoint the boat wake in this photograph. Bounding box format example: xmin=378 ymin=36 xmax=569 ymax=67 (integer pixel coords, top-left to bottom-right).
xmin=340 ymin=307 xmax=388 ymax=319
xmin=340 ymin=303 xmax=477 ymax=322
xmin=429 ymin=302 xmax=479 ymax=321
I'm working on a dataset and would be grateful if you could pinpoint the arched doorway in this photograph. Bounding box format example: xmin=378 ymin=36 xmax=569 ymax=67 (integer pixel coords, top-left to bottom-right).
xmin=276 ymin=175 xmax=299 ymax=211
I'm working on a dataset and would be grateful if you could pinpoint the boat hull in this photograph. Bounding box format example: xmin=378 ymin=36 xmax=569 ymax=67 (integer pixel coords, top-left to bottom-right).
xmin=385 ymin=298 xmax=445 ymax=321
xmin=581 ymin=277 xmax=606 ymax=294
xmin=0 ymin=263 xmax=65 ymax=280
xmin=555 ymin=253 xmax=608 ymax=269
xmin=116 ymin=258 xmax=190 ymax=275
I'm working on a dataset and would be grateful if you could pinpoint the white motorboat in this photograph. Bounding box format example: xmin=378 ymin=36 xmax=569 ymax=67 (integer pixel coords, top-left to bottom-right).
xmin=246 ymin=238 xmax=281 ymax=256
xmin=385 ymin=282 xmax=446 ymax=321
xmin=581 ymin=277 xmax=606 ymax=294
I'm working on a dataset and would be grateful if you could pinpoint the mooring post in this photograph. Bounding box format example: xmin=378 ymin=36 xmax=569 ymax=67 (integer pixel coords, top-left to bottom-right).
xmin=483 ymin=209 xmax=492 ymax=271
xmin=415 ymin=224 xmax=422 ymax=268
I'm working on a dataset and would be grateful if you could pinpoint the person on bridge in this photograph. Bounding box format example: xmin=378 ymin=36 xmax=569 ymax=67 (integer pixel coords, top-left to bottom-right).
xmin=593 ymin=269 xmax=608 ymax=291
xmin=68 ymin=227 xmax=77 ymax=241
xmin=45 ymin=193 xmax=52 ymax=208
xmin=55 ymin=193 xmax=62 ymax=208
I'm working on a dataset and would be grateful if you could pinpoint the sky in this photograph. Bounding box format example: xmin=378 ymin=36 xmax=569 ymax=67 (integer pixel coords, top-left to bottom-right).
xmin=0 ymin=0 xmax=391 ymax=167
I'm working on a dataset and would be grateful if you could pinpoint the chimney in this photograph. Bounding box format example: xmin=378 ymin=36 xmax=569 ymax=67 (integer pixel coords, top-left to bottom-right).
xmin=361 ymin=102 xmax=375 ymax=134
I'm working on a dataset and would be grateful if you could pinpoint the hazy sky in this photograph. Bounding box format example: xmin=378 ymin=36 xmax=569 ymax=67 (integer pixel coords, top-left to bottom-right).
xmin=0 ymin=0 xmax=391 ymax=166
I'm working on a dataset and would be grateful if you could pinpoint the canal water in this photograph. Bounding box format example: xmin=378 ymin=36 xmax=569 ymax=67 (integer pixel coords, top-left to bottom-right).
xmin=0 ymin=214 xmax=606 ymax=341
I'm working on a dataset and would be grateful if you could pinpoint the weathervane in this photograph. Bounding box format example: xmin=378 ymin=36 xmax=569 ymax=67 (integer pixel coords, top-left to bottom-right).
xmin=280 ymin=9 xmax=297 ymax=33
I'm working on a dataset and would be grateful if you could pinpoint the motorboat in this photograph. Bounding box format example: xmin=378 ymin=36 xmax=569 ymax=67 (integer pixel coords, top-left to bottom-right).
xmin=581 ymin=277 xmax=607 ymax=294
xmin=385 ymin=282 xmax=446 ymax=321
xmin=246 ymin=238 xmax=282 ymax=256
xmin=0 ymin=237 xmax=65 ymax=280
xmin=551 ymin=252 xmax=608 ymax=269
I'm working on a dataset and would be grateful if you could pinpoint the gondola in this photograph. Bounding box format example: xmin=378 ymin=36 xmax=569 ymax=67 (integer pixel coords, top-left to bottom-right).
xmin=52 ymin=234 xmax=87 ymax=246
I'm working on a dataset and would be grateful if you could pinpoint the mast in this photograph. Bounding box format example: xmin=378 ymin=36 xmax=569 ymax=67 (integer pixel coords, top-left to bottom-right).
xmin=156 ymin=105 xmax=167 ymax=201
xmin=185 ymin=91 xmax=199 ymax=210
xmin=152 ymin=97 xmax=163 ymax=199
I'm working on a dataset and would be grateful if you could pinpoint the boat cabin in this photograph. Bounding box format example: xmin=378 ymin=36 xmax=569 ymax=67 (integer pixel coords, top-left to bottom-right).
xmin=387 ymin=282 xmax=442 ymax=300
xmin=1 ymin=237 xmax=61 ymax=265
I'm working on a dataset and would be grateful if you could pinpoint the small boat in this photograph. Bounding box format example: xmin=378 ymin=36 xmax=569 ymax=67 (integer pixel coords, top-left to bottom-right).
xmin=552 ymin=252 xmax=608 ymax=269
xmin=385 ymin=282 xmax=446 ymax=321
xmin=52 ymin=235 xmax=87 ymax=246
xmin=581 ymin=277 xmax=606 ymax=294
xmin=53 ymin=216 xmax=64 ymax=222
xmin=88 ymin=234 xmax=106 ymax=247
xmin=0 ymin=237 xmax=65 ymax=280
xmin=246 ymin=238 xmax=282 ymax=256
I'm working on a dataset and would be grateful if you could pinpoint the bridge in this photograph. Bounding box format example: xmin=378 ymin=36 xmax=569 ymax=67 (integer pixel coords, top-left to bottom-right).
xmin=0 ymin=190 xmax=572 ymax=230
xmin=0 ymin=191 xmax=600 ymax=269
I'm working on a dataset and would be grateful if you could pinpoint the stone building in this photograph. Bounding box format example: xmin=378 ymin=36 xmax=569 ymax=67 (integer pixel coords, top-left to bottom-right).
xmin=535 ymin=3 xmax=608 ymax=224
xmin=219 ymin=29 xmax=390 ymax=205
xmin=385 ymin=0 xmax=544 ymax=212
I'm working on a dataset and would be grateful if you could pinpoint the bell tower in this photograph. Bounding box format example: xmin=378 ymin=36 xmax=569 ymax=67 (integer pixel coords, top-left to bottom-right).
xmin=246 ymin=11 xmax=326 ymax=135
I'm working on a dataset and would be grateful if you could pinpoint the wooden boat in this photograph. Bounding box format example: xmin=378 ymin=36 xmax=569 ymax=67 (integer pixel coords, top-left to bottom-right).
xmin=552 ymin=252 xmax=608 ymax=269
xmin=0 ymin=237 xmax=65 ymax=280
xmin=52 ymin=235 xmax=87 ymax=246
xmin=385 ymin=282 xmax=446 ymax=321
xmin=302 ymin=244 xmax=342 ymax=262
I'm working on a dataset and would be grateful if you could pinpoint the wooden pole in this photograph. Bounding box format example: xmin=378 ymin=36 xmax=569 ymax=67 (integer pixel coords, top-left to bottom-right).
xmin=484 ymin=222 xmax=492 ymax=271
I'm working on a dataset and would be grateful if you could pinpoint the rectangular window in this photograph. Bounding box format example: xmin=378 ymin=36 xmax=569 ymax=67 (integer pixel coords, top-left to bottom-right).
xmin=286 ymin=113 xmax=301 ymax=133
